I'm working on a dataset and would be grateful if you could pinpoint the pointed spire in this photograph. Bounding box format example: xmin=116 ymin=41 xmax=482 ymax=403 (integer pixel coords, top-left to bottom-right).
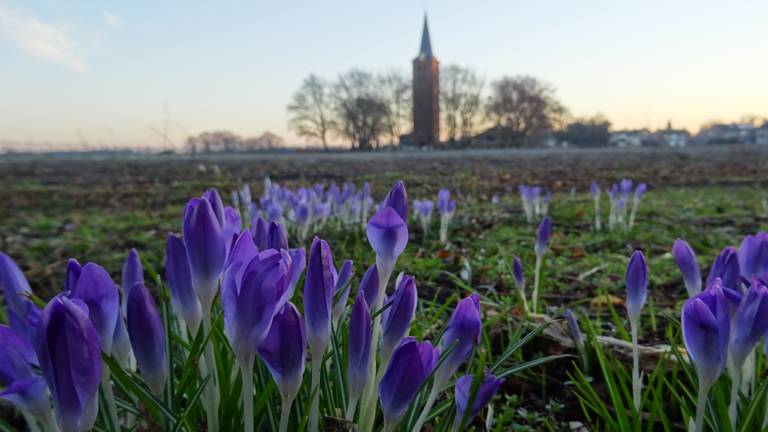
xmin=418 ymin=14 xmax=433 ymax=60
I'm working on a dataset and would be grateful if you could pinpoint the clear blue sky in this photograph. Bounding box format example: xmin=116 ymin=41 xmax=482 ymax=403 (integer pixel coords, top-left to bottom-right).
xmin=1 ymin=0 xmax=766 ymax=150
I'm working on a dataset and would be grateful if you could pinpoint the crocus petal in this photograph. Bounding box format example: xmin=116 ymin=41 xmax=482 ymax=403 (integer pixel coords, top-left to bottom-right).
xmin=454 ymin=371 xmax=504 ymax=426
xmin=252 ymin=216 xmax=269 ymax=251
xmin=202 ymin=188 xmax=225 ymax=227
xmin=435 ymin=294 xmax=481 ymax=384
xmin=73 ymin=263 xmax=120 ymax=355
xmin=257 ymin=302 xmax=306 ymax=400
xmin=347 ymin=292 xmax=371 ymax=399
xmin=738 ymin=232 xmax=768 ymax=280
xmin=36 ymin=296 xmax=102 ymax=432
xmin=0 ymin=253 xmax=36 ymax=337
xmin=682 ymin=280 xmax=730 ymax=389
xmin=729 ymin=281 xmax=768 ymax=368
xmin=707 ymin=246 xmax=740 ymax=291
xmin=0 ymin=376 xmax=51 ymax=419
xmin=672 ymin=239 xmax=701 ymax=297
xmin=332 ymin=259 xmax=354 ymax=323
xmin=65 ymin=258 xmax=82 ymax=294
xmin=534 ymin=217 xmax=552 ymax=256
xmin=183 ymin=197 xmax=226 ymax=309
xmin=366 ymin=207 xmax=408 ymax=274
xmin=380 ymin=275 xmax=418 ymax=359
xmin=126 ymin=283 xmax=167 ymax=395
xmin=165 ymin=233 xmax=202 ymax=331
xmin=625 ymin=250 xmax=648 ymax=322
xmin=121 ymin=249 xmax=144 ymax=315
xmin=383 ymin=181 xmax=408 ymax=221
xmin=512 ymin=256 xmax=525 ymax=290
xmin=268 ymin=221 xmax=289 ymax=250
xmin=379 ymin=338 xmax=439 ymax=428
xmin=303 ymin=238 xmax=336 ymax=355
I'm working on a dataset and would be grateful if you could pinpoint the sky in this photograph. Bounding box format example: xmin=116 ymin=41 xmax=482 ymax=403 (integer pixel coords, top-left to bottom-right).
xmin=0 ymin=0 xmax=766 ymax=150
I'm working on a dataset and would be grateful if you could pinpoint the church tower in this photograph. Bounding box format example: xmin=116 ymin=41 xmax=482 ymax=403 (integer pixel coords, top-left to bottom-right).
xmin=412 ymin=15 xmax=440 ymax=147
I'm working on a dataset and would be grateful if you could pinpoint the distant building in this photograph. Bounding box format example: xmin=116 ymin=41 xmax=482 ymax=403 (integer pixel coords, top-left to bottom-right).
xmin=410 ymin=15 xmax=440 ymax=147
xmin=695 ymin=123 xmax=755 ymax=145
xmin=609 ymin=129 xmax=653 ymax=147
xmin=656 ymin=121 xmax=690 ymax=147
xmin=755 ymin=123 xmax=768 ymax=145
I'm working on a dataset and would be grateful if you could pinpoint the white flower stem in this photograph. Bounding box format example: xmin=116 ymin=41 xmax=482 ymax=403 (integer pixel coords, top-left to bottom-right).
xmin=308 ymin=356 xmax=323 ymax=432
xmin=728 ymin=366 xmax=741 ymax=429
xmin=240 ymin=359 xmax=254 ymax=432
xmin=21 ymin=411 xmax=41 ymax=432
xmin=201 ymin=311 xmax=219 ymax=432
xmin=101 ymin=368 xmax=121 ymax=431
xmin=39 ymin=407 xmax=58 ymax=432
xmin=279 ymin=394 xmax=296 ymax=432
xmin=630 ymin=319 xmax=641 ymax=412
xmin=694 ymin=382 xmax=709 ymax=432
xmin=345 ymin=392 xmax=360 ymax=421
xmin=412 ymin=381 xmax=441 ymax=432
xmin=517 ymin=287 xmax=529 ymax=316
xmin=532 ymin=254 xmax=543 ymax=313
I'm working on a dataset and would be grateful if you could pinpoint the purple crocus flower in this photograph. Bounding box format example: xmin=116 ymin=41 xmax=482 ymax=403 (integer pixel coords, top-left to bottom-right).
xmin=707 ymin=246 xmax=740 ymax=291
xmin=0 ymin=253 xmax=40 ymax=342
xmin=121 ymin=249 xmax=144 ymax=313
xmin=183 ymin=196 xmax=227 ymax=311
xmin=221 ymin=251 xmax=290 ymax=366
xmin=379 ymin=338 xmax=439 ymax=429
xmin=257 ymin=302 xmax=306 ymax=401
xmin=454 ymin=370 xmax=504 ymax=427
xmin=564 ymin=308 xmax=584 ymax=348
xmin=359 ymin=264 xmax=380 ymax=308
xmin=366 ymin=207 xmax=409 ymax=277
xmin=625 ymin=250 xmax=648 ymax=322
xmin=590 ymin=182 xmax=600 ymax=199
xmin=729 ymin=280 xmax=768 ymax=369
xmin=303 ymin=238 xmax=337 ymax=356
xmin=0 ymin=325 xmax=49 ymax=421
xmin=347 ymin=292 xmax=371 ymax=400
xmin=252 ymin=216 xmax=269 ymax=251
xmin=438 ymin=189 xmax=455 ymax=216
xmin=166 ymin=233 xmax=203 ymax=331
xmin=383 ymin=181 xmax=408 ymax=222
xmin=65 ymin=258 xmax=82 ymax=294
xmin=738 ymin=232 xmax=768 ymax=280
xmin=534 ymin=217 xmax=553 ymax=256
xmin=380 ymin=275 xmax=418 ymax=360
xmin=332 ymin=259 xmax=355 ymax=324
xmin=512 ymin=256 xmax=525 ymax=290
xmin=126 ymin=283 xmax=167 ymax=396
xmin=36 ymin=296 xmax=103 ymax=432
xmin=620 ymin=179 xmax=633 ymax=198
xmin=435 ymin=294 xmax=482 ymax=385
xmin=672 ymin=239 xmax=701 ymax=297
xmin=269 ymin=221 xmax=289 ymax=250
xmin=682 ymin=279 xmax=730 ymax=390
xmin=635 ymin=183 xmax=647 ymax=199
xmin=72 ymin=262 xmax=120 ymax=355
xmin=415 ymin=200 xmax=434 ymax=218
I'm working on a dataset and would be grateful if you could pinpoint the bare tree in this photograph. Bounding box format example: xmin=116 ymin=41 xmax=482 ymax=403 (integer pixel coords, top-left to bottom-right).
xmin=377 ymin=70 xmax=411 ymax=144
xmin=485 ymin=76 xmax=566 ymax=141
xmin=287 ymin=74 xmax=336 ymax=151
xmin=334 ymin=70 xmax=390 ymax=150
xmin=440 ymin=65 xmax=484 ymax=142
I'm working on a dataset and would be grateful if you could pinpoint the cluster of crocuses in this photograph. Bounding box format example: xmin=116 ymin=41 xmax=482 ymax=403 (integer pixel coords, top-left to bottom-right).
xmin=0 ymin=181 xmax=504 ymax=432
xmin=590 ymin=179 xmax=647 ymax=231
xmin=671 ymin=233 xmax=768 ymax=431
xmin=519 ymin=184 xmax=551 ymax=223
xmin=412 ymin=189 xmax=457 ymax=243
xmin=233 ymin=177 xmax=375 ymax=241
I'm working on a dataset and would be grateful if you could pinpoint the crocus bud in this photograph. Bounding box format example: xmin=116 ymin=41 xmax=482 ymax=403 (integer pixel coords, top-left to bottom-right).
xmin=435 ymin=294 xmax=481 ymax=385
xmin=379 ymin=338 xmax=439 ymax=429
xmin=383 ymin=181 xmax=408 ymax=221
xmin=121 ymin=249 xmax=144 ymax=313
xmin=227 ymin=229 xmax=259 ymax=270
xmin=202 ymin=188 xmax=225 ymax=226
xmin=0 ymin=325 xmax=49 ymax=420
xmin=0 ymin=253 xmax=40 ymax=343
xmin=73 ymin=263 xmax=120 ymax=355
xmin=303 ymin=238 xmax=336 ymax=356
xmin=729 ymin=280 xmax=768 ymax=369
xmin=454 ymin=370 xmax=504 ymax=427
xmin=268 ymin=221 xmax=289 ymax=250
xmin=625 ymin=251 xmax=648 ymax=322
xmin=366 ymin=207 xmax=408 ymax=277
xmin=332 ymin=259 xmax=354 ymax=324
xmin=258 ymin=302 xmax=306 ymax=401
xmin=36 ymin=296 xmax=102 ymax=432
xmin=512 ymin=256 xmax=525 ymax=290
xmin=65 ymin=258 xmax=82 ymax=294
xmin=380 ymin=275 xmax=418 ymax=360
xmin=166 ymin=233 xmax=203 ymax=331
xmin=252 ymin=216 xmax=269 ymax=250
xmin=635 ymin=183 xmax=647 ymax=199
xmin=437 ymin=189 xmax=453 ymax=215
xmin=707 ymin=246 xmax=740 ymax=290
xmin=222 ymin=252 xmax=290 ymax=365
xmin=347 ymin=292 xmax=371 ymax=400
xmin=126 ymin=283 xmax=167 ymax=396
xmin=564 ymin=308 xmax=584 ymax=348
xmin=534 ymin=217 xmax=552 ymax=256
xmin=620 ymin=179 xmax=633 ymax=198
xmin=590 ymin=182 xmax=600 ymax=199
xmin=183 ymin=197 xmax=227 ymax=310
xmin=738 ymin=232 xmax=768 ymax=280
xmin=359 ymin=264 xmax=380 ymax=308
xmin=682 ymin=279 xmax=730 ymax=389
xmin=672 ymin=239 xmax=701 ymax=297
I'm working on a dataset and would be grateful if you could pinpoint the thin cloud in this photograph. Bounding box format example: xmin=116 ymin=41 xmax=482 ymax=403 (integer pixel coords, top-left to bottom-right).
xmin=103 ymin=11 xmax=122 ymax=28
xmin=0 ymin=5 xmax=85 ymax=71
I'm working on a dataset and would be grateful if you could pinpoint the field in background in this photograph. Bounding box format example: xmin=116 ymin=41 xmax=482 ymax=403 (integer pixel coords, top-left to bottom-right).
xmin=2 ymin=145 xmax=768 ymax=429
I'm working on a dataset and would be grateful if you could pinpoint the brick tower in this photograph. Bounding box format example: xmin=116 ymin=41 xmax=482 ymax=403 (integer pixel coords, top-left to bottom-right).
xmin=412 ymin=15 xmax=440 ymax=147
